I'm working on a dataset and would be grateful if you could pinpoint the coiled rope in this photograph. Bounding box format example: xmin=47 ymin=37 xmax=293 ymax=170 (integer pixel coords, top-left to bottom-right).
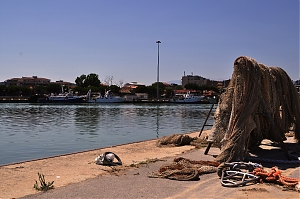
xmin=253 ymin=166 xmax=300 ymax=187
xmin=148 ymin=157 xmax=220 ymax=181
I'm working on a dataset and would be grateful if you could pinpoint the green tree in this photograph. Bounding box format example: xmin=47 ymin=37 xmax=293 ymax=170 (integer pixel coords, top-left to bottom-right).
xmin=109 ymin=85 xmax=121 ymax=94
xmin=199 ymin=85 xmax=219 ymax=93
xmin=90 ymin=86 xmax=101 ymax=93
xmin=152 ymin=82 xmax=166 ymax=90
xmin=0 ymin=85 xmax=6 ymax=96
xmin=84 ymin=73 xmax=101 ymax=87
xmin=133 ymin=85 xmax=148 ymax=94
xmin=146 ymin=82 xmax=166 ymax=99
xmin=33 ymin=85 xmax=47 ymax=95
xmin=0 ymin=85 xmax=32 ymax=96
xmin=184 ymin=83 xmax=200 ymax=90
xmin=146 ymin=85 xmax=157 ymax=99
xmin=174 ymin=85 xmax=183 ymax=90
xmin=46 ymin=83 xmax=62 ymax=94
xmin=165 ymin=87 xmax=174 ymax=98
xmin=7 ymin=85 xmax=20 ymax=96
xmin=75 ymin=73 xmax=101 ymax=88
xmin=75 ymin=74 xmax=86 ymax=87
xmin=20 ymin=86 xmax=31 ymax=96
xmin=73 ymin=86 xmax=88 ymax=95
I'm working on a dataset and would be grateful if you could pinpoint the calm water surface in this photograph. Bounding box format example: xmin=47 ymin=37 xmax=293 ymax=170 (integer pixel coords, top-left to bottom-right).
xmin=0 ymin=103 xmax=215 ymax=165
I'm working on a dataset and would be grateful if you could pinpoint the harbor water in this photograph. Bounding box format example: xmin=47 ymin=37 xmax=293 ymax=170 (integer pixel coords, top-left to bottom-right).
xmin=0 ymin=103 xmax=215 ymax=165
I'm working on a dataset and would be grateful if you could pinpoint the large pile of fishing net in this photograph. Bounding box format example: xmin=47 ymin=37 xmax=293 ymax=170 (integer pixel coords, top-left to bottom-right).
xmin=207 ymin=56 xmax=300 ymax=163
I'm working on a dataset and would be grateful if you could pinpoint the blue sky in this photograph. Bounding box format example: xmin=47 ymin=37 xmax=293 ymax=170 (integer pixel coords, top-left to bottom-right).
xmin=0 ymin=0 xmax=299 ymax=86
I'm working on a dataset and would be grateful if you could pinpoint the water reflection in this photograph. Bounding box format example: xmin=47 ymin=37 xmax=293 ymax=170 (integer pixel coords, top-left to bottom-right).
xmin=74 ymin=106 xmax=100 ymax=133
xmin=156 ymin=105 xmax=160 ymax=138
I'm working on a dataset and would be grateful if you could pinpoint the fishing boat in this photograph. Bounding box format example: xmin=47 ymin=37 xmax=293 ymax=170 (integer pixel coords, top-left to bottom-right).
xmin=170 ymin=92 xmax=203 ymax=103
xmin=87 ymin=90 xmax=125 ymax=103
xmin=38 ymin=88 xmax=86 ymax=103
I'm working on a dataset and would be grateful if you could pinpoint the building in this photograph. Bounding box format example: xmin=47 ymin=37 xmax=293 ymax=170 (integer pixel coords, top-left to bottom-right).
xmin=123 ymin=82 xmax=145 ymax=88
xmin=3 ymin=76 xmax=76 ymax=88
xmin=54 ymin=80 xmax=75 ymax=88
xmin=181 ymin=73 xmax=230 ymax=89
xmin=181 ymin=75 xmax=207 ymax=87
xmin=120 ymin=82 xmax=145 ymax=94
xmin=4 ymin=76 xmax=51 ymax=87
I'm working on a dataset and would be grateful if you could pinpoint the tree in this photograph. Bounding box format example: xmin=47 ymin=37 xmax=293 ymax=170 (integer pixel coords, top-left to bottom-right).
xmin=199 ymin=85 xmax=219 ymax=93
xmin=109 ymin=85 xmax=121 ymax=94
xmin=146 ymin=82 xmax=166 ymax=99
xmin=33 ymin=85 xmax=47 ymax=95
xmin=117 ymin=79 xmax=124 ymax=88
xmin=151 ymin=82 xmax=166 ymax=90
xmin=46 ymin=83 xmax=62 ymax=94
xmin=75 ymin=74 xmax=86 ymax=87
xmin=184 ymin=83 xmax=200 ymax=90
xmin=20 ymin=86 xmax=32 ymax=96
xmin=146 ymin=85 xmax=157 ymax=99
xmin=165 ymin=88 xmax=173 ymax=98
xmin=84 ymin=73 xmax=101 ymax=87
xmin=75 ymin=73 xmax=101 ymax=88
xmin=7 ymin=85 xmax=20 ymax=96
xmin=171 ymin=83 xmax=183 ymax=90
xmin=134 ymin=85 xmax=148 ymax=94
xmin=103 ymin=75 xmax=114 ymax=86
xmin=0 ymin=85 xmax=6 ymax=96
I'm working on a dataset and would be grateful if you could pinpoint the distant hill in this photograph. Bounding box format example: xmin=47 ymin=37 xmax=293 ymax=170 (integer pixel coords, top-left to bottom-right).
xmin=167 ymin=80 xmax=181 ymax=85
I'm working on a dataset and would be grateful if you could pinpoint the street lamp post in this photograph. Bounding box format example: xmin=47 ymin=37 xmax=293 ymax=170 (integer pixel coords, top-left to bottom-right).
xmin=156 ymin=40 xmax=161 ymax=100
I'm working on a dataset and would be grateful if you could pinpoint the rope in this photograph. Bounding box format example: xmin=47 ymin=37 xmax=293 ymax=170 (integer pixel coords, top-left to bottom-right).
xmin=148 ymin=168 xmax=199 ymax=181
xmin=253 ymin=166 xmax=300 ymax=187
xmin=148 ymin=157 xmax=220 ymax=181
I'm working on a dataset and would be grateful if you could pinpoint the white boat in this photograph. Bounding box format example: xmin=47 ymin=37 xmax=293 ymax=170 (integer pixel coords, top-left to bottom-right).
xmin=40 ymin=88 xmax=85 ymax=103
xmin=170 ymin=92 xmax=202 ymax=103
xmin=87 ymin=90 xmax=125 ymax=103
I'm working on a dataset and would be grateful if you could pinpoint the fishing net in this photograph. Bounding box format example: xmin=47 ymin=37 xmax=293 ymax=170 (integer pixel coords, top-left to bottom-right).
xmin=148 ymin=157 xmax=220 ymax=181
xmin=207 ymin=56 xmax=300 ymax=163
xmin=156 ymin=134 xmax=196 ymax=147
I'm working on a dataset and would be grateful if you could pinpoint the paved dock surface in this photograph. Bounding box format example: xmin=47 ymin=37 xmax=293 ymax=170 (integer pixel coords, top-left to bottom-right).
xmin=20 ymin=145 xmax=300 ymax=199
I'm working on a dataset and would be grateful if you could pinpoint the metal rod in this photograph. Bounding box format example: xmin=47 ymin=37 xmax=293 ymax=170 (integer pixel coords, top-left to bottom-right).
xmin=204 ymin=142 xmax=212 ymax=155
xmin=199 ymin=103 xmax=214 ymax=137
xmin=156 ymin=40 xmax=161 ymax=100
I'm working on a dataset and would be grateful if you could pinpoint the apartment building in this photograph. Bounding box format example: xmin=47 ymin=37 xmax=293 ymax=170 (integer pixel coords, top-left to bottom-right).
xmin=181 ymin=74 xmax=230 ymax=88
xmin=4 ymin=76 xmax=51 ymax=87
xmin=181 ymin=75 xmax=207 ymax=87
xmin=4 ymin=76 xmax=76 ymax=88
xmin=54 ymin=80 xmax=75 ymax=88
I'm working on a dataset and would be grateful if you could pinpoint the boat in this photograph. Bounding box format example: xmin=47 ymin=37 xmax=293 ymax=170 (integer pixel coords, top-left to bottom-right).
xmin=87 ymin=90 xmax=125 ymax=103
xmin=39 ymin=88 xmax=86 ymax=103
xmin=170 ymin=92 xmax=203 ymax=103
